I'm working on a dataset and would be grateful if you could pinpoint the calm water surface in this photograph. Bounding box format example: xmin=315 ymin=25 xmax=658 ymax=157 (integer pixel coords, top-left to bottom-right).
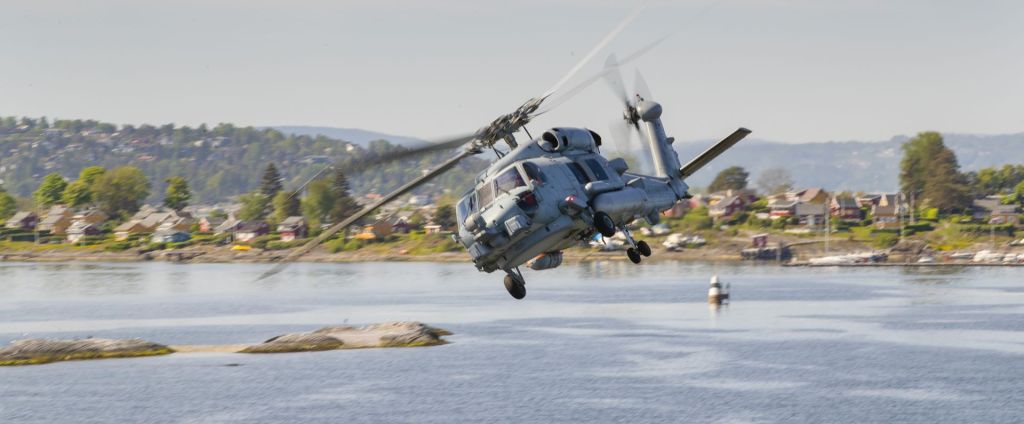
xmin=1 ymin=261 xmax=1023 ymax=423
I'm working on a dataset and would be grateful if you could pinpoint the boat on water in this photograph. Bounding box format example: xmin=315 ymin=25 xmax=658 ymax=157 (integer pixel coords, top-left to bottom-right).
xmin=807 ymin=252 xmax=887 ymax=265
xmin=708 ymin=275 xmax=730 ymax=305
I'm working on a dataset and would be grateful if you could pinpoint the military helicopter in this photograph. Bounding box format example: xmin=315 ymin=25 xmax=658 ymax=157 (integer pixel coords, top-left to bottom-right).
xmin=260 ymin=10 xmax=750 ymax=299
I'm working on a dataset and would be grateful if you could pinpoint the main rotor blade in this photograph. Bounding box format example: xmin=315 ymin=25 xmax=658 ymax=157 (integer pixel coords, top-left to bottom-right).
xmin=256 ymin=149 xmax=476 ymax=281
xmin=343 ymin=133 xmax=476 ymax=174
xmin=680 ymin=128 xmax=752 ymax=178
xmin=536 ymin=33 xmax=671 ymax=115
xmin=541 ymin=2 xmax=647 ymax=99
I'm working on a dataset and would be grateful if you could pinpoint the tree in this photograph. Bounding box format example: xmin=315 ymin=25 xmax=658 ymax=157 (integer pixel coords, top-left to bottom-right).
xmin=301 ymin=180 xmax=334 ymax=228
xmin=62 ymin=181 xmax=93 ymax=208
xmin=0 ymin=186 xmax=16 ymax=220
xmin=433 ymin=204 xmax=455 ymax=229
xmin=79 ymin=166 xmax=106 ymax=186
xmin=328 ymin=169 xmax=361 ymax=223
xmin=61 ymin=167 xmax=107 ymax=208
xmin=756 ymin=167 xmax=794 ymax=195
xmin=33 ymin=173 xmax=68 ymax=208
xmin=260 ymin=163 xmax=284 ymax=199
xmin=163 ymin=176 xmax=191 ymax=211
xmin=273 ymin=190 xmax=301 ymax=223
xmin=899 ymin=132 xmax=970 ymax=213
xmin=92 ymin=166 xmax=150 ymax=218
xmin=707 ymin=166 xmax=749 ymax=193
xmin=237 ymin=191 xmax=270 ymax=221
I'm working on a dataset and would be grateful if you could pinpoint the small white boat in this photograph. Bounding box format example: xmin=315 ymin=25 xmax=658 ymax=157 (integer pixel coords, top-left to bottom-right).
xmin=708 ymin=275 xmax=729 ymax=305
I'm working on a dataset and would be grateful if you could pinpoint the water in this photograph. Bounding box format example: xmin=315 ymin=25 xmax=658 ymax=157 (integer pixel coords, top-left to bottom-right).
xmin=1 ymin=261 xmax=1023 ymax=423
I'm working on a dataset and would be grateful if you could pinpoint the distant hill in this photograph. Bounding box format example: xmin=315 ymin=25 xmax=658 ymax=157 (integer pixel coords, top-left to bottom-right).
xmin=271 ymin=126 xmax=427 ymax=148
xmin=675 ymin=133 xmax=1024 ymax=193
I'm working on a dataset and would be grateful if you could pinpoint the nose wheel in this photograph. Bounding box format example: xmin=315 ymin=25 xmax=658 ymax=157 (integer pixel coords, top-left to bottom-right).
xmin=503 ymin=270 xmax=526 ymax=300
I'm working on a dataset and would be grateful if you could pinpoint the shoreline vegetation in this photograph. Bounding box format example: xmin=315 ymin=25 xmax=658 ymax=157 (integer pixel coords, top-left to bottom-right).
xmin=0 ymin=322 xmax=451 ymax=366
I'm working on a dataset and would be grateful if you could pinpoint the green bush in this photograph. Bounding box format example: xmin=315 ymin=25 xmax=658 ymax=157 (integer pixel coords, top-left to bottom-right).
xmin=770 ymin=218 xmax=787 ymax=230
xmin=266 ymin=239 xmax=307 ymax=250
xmin=104 ymin=241 xmax=133 ymax=252
xmin=902 ymin=222 xmax=934 ymax=236
xmin=872 ymin=232 xmax=899 ymax=248
xmin=921 ymin=208 xmax=939 ymax=221
xmin=955 ymin=223 xmax=1015 ymax=236
xmin=141 ymin=242 xmax=168 ymax=253
xmin=247 ymin=234 xmax=280 ymax=249
xmin=681 ymin=207 xmax=713 ymax=230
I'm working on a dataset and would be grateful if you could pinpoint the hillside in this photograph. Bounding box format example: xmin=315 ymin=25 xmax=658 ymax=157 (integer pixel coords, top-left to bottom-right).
xmin=0 ymin=118 xmax=486 ymax=204
xmin=270 ymin=126 xmax=428 ymax=148
xmin=676 ymin=133 xmax=1024 ymax=192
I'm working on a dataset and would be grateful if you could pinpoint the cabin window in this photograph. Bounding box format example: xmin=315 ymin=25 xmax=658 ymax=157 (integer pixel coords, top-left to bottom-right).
xmin=567 ymin=163 xmax=590 ymax=185
xmin=584 ymin=158 xmax=609 ymax=181
xmin=495 ymin=167 xmax=526 ymax=195
xmin=522 ymin=162 xmax=547 ymax=184
xmin=476 ymin=184 xmax=495 ymax=209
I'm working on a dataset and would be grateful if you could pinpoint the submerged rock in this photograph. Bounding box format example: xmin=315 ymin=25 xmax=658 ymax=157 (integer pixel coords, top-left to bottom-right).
xmin=241 ymin=321 xmax=450 ymax=354
xmin=0 ymin=338 xmax=174 ymax=366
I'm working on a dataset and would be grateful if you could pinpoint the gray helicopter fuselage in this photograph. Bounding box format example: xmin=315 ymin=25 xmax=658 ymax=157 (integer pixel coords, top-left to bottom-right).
xmin=454 ymin=102 xmax=689 ymax=274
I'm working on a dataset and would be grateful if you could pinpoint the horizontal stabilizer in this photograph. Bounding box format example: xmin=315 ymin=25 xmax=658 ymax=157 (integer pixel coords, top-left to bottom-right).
xmin=679 ymin=128 xmax=751 ymax=177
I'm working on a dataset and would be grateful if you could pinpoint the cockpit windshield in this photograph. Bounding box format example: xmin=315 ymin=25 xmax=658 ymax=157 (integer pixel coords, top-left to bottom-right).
xmin=456 ymin=192 xmax=475 ymax=224
xmin=495 ymin=167 xmax=526 ymax=195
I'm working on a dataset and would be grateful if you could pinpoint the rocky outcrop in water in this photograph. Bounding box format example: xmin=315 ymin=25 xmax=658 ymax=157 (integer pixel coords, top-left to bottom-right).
xmin=240 ymin=321 xmax=451 ymax=353
xmin=0 ymin=338 xmax=174 ymax=366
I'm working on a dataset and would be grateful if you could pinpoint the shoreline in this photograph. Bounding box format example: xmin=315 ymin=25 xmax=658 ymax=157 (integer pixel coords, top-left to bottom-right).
xmin=3 ymin=248 xmax=1023 ymax=267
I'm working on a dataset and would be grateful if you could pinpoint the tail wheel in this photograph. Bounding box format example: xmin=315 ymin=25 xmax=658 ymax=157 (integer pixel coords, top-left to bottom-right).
xmin=626 ymin=248 xmax=642 ymax=264
xmin=636 ymin=240 xmax=652 ymax=257
xmin=594 ymin=212 xmax=616 ymax=238
xmin=503 ymin=275 xmax=526 ymax=300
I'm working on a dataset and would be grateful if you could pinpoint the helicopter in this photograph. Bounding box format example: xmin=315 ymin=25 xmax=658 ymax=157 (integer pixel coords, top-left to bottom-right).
xmin=259 ymin=9 xmax=751 ymax=300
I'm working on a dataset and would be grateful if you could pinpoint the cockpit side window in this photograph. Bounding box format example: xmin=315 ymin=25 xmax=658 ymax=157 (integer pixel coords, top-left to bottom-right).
xmin=456 ymin=193 xmax=474 ymax=223
xmin=567 ymin=163 xmax=590 ymax=185
xmin=495 ymin=167 xmax=526 ymax=195
xmin=476 ymin=183 xmax=495 ymax=209
xmin=522 ymin=162 xmax=546 ymax=184
xmin=584 ymin=158 xmax=609 ymax=181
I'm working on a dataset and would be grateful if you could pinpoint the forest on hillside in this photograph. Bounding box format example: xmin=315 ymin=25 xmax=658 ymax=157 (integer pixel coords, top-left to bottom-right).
xmin=0 ymin=117 xmax=487 ymax=204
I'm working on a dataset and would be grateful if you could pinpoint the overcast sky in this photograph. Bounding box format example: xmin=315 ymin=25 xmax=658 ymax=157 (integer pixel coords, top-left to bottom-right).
xmin=2 ymin=0 xmax=1021 ymax=143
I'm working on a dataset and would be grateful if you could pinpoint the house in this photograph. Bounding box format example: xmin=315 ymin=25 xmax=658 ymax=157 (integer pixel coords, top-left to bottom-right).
xmin=387 ymin=210 xmax=418 ymax=234
xmin=794 ymin=203 xmax=827 ymax=226
xmin=873 ymin=204 xmax=900 ymax=230
xmin=871 ymin=193 xmax=905 ymax=230
xmin=66 ymin=220 xmax=101 ymax=243
xmin=794 ymin=188 xmax=829 ymax=204
xmin=768 ymin=198 xmax=798 ymax=219
xmin=830 ymin=196 xmax=862 ymax=223
xmin=234 ymin=221 xmax=269 ymax=242
xmin=199 ymin=215 xmax=227 ymax=233
xmin=37 ymin=206 xmax=74 ymax=234
xmin=214 ymin=215 xmax=243 ymax=234
xmin=356 ymin=218 xmax=393 ymax=240
xmin=114 ymin=220 xmax=149 ymax=241
xmin=973 ymin=197 xmax=1020 ymax=225
xmin=5 ymin=211 xmax=38 ymax=230
xmin=73 ymin=209 xmax=107 ymax=225
xmin=276 ymin=216 xmax=307 ymax=242
xmin=662 ymin=201 xmax=690 ymax=218
xmin=856 ymin=194 xmax=883 ymax=208
xmin=151 ymin=229 xmax=191 ymax=243
xmin=424 ymin=224 xmax=443 ymax=234
xmin=708 ymin=195 xmax=745 ymax=222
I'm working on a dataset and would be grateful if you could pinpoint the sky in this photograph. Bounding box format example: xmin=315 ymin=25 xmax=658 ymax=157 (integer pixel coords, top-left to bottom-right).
xmin=1 ymin=0 xmax=1022 ymax=144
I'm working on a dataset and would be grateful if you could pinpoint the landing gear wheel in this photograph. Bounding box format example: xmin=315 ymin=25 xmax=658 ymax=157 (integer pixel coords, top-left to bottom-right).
xmin=636 ymin=240 xmax=652 ymax=257
xmin=594 ymin=212 xmax=616 ymax=238
xmin=626 ymin=248 xmax=642 ymax=264
xmin=504 ymin=274 xmax=526 ymax=300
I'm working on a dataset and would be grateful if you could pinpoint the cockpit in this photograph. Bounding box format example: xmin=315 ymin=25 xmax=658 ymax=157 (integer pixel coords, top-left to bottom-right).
xmin=456 ymin=162 xmax=547 ymax=228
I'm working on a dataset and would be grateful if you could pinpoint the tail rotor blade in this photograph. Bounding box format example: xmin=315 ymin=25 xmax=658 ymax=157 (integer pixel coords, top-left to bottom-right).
xmin=634 ymin=69 xmax=653 ymax=101
xmin=603 ymin=54 xmax=630 ymax=105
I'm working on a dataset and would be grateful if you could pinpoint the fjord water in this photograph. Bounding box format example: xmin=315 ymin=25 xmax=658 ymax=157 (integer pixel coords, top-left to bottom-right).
xmin=1 ymin=262 xmax=1022 ymax=423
